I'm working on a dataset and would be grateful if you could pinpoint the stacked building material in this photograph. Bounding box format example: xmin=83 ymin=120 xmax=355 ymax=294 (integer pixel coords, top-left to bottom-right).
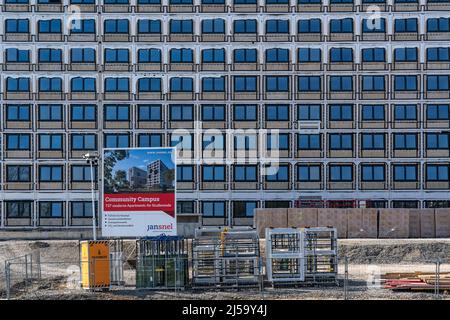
xmin=384 ymin=272 xmax=450 ymax=292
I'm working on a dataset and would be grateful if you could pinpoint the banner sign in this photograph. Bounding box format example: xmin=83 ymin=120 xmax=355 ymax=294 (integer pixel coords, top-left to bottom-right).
xmin=102 ymin=148 xmax=176 ymax=237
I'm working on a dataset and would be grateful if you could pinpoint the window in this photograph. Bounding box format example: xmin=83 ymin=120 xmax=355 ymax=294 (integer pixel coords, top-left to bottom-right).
xmin=177 ymin=201 xmax=194 ymax=214
xmin=6 ymin=105 xmax=30 ymax=121
xmin=234 ymin=104 xmax=257 ymax=121
xmin=362 ymin=76 xmax=385 ymax=91
xmin=39 ymin=104 xmax=62 ymax=121
xmin=329 ymin=134 xmax=353 ymax=150
xmin=38 ymin=19 xmax=61 ymax=33
xmin=138 ymin=49 xmax=161 ymax=63
xmin=170 ymin=48 xmax=193 ymax=63
xmin=71 ymin=201 xmax=96 ymax=218
xmin=170 ymin=20 xmax=193 ymax=33
xmin=330 ymin=76 xmax=353 ymax=91
xmin=266 ymin=49 xmax=289 ymax=63
xmin=6 ymin=78 xmax=30 ymax=92
xmin=298 ymin=134 xmax=320 ymax=150
xmin=394 ymin=48 xmax=417 ymax=62
xmin=6 ymin=166 xmax=31 ymax=182
xmin=71 ymin=48 xmax=95 ymax=63
xmin=138 ymin=134 xmax=162 ymax=147
xmin=138 ymin=78 xmax=162 ymax=92
xmin=202 ymin=201 xmax=225 ymax=217
xmin=39 ymin=165 xmax=63 ymax=182
xmin=428 ymin=75 xmax=450 ymax=91
xmin=39 ymin=134 xmax=63 ymax=150
xmin=105 ymin=49 xmax=129 ymax=63
xmin=394 ymin=134 xmax=417 ymax=149
xmin=427 ymin=165 xmax=449 ymax=182
xmin=298 ymin=48 xmax=321 ymax=63
xmin=330 ymin=48 xmax=353 ymax=62
xmin=267 ymin=133 xmax=289 ymax=150
xmin=202 ymin=165 xmax=225 ymax=181
xmin=394 ymin=165 xmax=417 ymax=181
xmin=394 ymin=76 xmax=417 ymax=91
xmin=298 ymin=104 xmax=321 ymax=120
xmin=233 ymin=202 xmax=257 ymax=218
xmin=71 ymin=19 xmax=95 ymax=34
xmin=138 ymin=0 xmax=161 ymax=3
xmin=202 ymin=77 xmax=225 ymax=92
xmin=104 ymin=134 xmax=130 ymax=148
xmin=137 ymin=20 xmax=161 ymax=34
xmin=266 ymin=104 xmax=289 ymax=121
xmin=362 ymin=18 xmax=386 ymax=33
xmin=138 ymin=105 xmax=162 ymax=121
xmin=362 ymin=105 xmax=385 ymax=121
xmin=6 ymin=49 xmax=30 ymax=62
xmin=38 ymin=78 xmax=62 ymax=92
xmin=170 ymin=0 xmax=192 ymax=3
xmin=427 ymin=47 xmax=450 ymax=62
xmin=329 ymin=165 xmax=353 ymax=181
xmin=71 ymin=134 xmax=97 ymax=150
xmin=202 ymin=134 xmax=225 ymax=151
xmin=329 ymin=18 xmax=353 ymax=33
xmin=234 ymin=19 xmax=257 ymax=33
xmin=266 ymin=19 xmax=289 ymax=33
xmin=266 ymin=165 xmax=289 ymax=182
xmin=71 ymin=77 xmax=96 ymax=92
xmin=104 ymin=19 xmax=129 ymax=34
xmin=427 ymin=18 xmax=450 ymax=32
xmin=5 ymin=19 xmax=29 ymax=33
xmin=6 ymin=134 xmax=30 ymax=150
xmin=234 ymin=165 xmax=257 ymax=181
xmin=6 ymin=201 xmax=32 ymax=218
xmin=362 ymin=48 xmax=385 ymax=62
xmin=170 ymin=78 xmax=193 ymax=92
xmin=39 ymin=202 xmax=63 ymax=218
xmin=298 ymin=76 xmax=321 ymax=92
xmin=105 ymin=78 xmax=129 ymax=92
xmin=171 ymin=134 xmax=193 ymax=150
xmin=234 ymin=49 xmax=257 ymax=63
xmin=72 ymin=165 xmax=96 ymax=183
xmin=202 ymin=19 xmax=225 ymax=34
xmin=177 ymin=166 xmax=194 ymax=182
xmin=202 ymin=49 xmax=225 ymax=63
xmin=298 ymin=19 xmax=321 ymax=33
xmin=426 ymin=133 xmax=448 ymax=149
xmin=361 ymin=165 xmax=385 ymax=181
xmin=395 ymin=18 xmax=418 ymax=32
xmin=234 ymin=76 xmax=257 ymax=92
xmin=202 ymin=105 xmax=225 ymax=121
xmin=71 ymin=105 xmax=96 ymax=121
xmin=427 ymin=104 xmax=449 ymax=120
xmin=394 ymin=105 xmax=417 ymax=120
xmin=361 ymin=133 xmax=385 ymax=150
xmin=329 ymin=104 xmax=353 ymax=120
xmin=234 ymin=135 xmax=257 ymax=150
xmin=38 ymin=49 xmax=62 ymax=63
xmin=170 ymin=104 xmax=193 ymax=120
xmin=297 ymin=165 xmax=320 ymax=182
xmin=266 ymin=76 xmax=289 ymax=92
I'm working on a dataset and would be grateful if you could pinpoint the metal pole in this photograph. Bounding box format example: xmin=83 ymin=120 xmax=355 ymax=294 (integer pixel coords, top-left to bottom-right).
xmin=5 ymin=262 xmax=10 ymax=300
xmin=344 ymin=256 xmax=349 ymax=300
xmin=90 ymin=160 xmax=97 ymax=241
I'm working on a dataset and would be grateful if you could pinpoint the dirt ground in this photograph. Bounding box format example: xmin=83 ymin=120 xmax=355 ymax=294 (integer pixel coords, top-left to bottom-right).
xmin=1 ymin=239 xmax=450 ymax=300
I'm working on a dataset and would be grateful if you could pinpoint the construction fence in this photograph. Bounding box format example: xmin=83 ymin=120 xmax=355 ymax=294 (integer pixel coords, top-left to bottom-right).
xmin=254 ymin=208 xmax=450 ymax=238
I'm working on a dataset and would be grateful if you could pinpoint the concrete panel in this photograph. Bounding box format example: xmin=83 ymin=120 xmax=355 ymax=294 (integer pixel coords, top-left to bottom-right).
xmin=287 ymin=208 xmax=318 ymax=228
xmin=347 ymin=208 xmax=377 ymax=238
xmin=318 ymin=208 xmax=347 ymax=238
xmin=379 ymin=209 xmax=409 ymax=238
xmin=254 ymin=208 xmax=288 ymax=238
xmin=435 ymin=209 xmax=450 ymax=238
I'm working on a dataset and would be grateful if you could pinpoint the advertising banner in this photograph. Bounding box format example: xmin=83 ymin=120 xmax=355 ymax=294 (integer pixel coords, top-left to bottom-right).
xmin=102 ymin=148 xmax=176 ymax=237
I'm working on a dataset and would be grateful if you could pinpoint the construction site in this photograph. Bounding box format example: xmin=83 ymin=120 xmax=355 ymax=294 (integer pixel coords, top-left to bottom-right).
xmin=1 ymin=206 xmax=450 ymax=300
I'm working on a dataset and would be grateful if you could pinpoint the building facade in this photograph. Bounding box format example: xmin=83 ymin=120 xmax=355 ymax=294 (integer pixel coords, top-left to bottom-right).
xmin=0 ymin=0 xmax=450 ymax=231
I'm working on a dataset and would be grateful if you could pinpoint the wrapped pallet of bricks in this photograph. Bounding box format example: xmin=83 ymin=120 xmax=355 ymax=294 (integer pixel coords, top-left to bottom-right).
xmin=408 ymin=209 xmax=421 ymax=238
xmin=254 ymin=208 xmax=288 ymax=238
xmin=420 ymin=209 xmax=436 ymax=238
xmin=378 ymin=209 xmax=409 ymax=238
xmin=317 ymin=208 xmax=347 ymax=238
xmin=346 ymin=208 xmax=377 ymax=238
xmin=287 ymin=208 xmax=318 ymax=228
xmin=435 ymin=208 xmax=450 ymax=238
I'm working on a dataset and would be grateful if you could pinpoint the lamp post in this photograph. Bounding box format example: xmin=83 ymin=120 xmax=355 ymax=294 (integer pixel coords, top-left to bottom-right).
xmin=83 ymin=152 xmax=99 ymax=240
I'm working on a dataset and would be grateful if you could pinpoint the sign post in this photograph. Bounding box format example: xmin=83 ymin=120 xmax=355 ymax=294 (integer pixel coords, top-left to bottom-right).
xmin=102 ymin=147 xmax=177 ymax=237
